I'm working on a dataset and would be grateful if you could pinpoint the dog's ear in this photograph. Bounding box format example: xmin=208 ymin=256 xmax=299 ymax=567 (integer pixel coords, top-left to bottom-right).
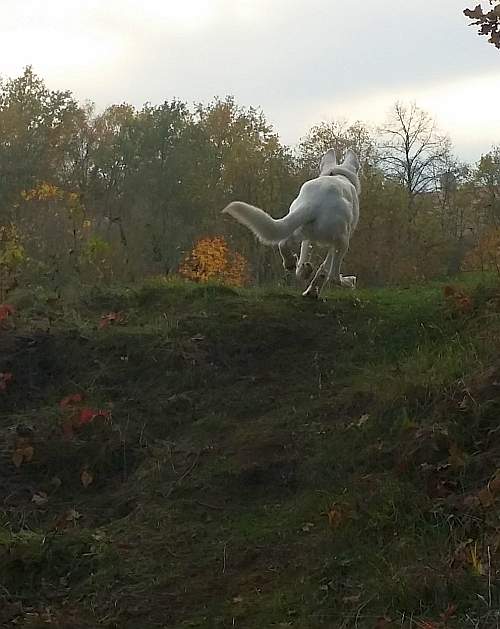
xmin=319 ymin=148 xmax=337 ymax=175
xmin=342 ymin=149 xmax=360 ymax=173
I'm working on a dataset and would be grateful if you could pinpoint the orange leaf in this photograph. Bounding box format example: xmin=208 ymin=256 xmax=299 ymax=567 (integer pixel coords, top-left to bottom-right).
xmin=327 ymin=505 xmax=344 ymax=529
xmin=23 ymin=445 xmax=34 ymax=462
xmin=12 ymin=442 xmax=34 ymax=467
xmin=99 ymin=312 xmax=125 ymax=328
xmin=12 ymin=450 xmax=24 ymax=468
xmin=81 ymin=469 xmax=94 ymax=488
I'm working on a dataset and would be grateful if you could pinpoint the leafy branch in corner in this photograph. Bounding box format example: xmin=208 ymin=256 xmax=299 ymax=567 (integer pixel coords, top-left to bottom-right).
xmin=464 ymin=1 xmax=500 ymax=49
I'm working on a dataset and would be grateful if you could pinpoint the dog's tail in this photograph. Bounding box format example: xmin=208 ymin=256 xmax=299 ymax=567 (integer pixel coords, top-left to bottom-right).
xmin=222 ymin=201 xmax=311 ymax=244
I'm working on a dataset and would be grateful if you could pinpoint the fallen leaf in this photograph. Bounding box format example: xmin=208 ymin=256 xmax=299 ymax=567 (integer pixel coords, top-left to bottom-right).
xmin=448 ymin=443 xmax=467 ymax=469
xmin=488 ymin=472 xmax=500 ymax=495
xmin=12 ymin=450 xmax=24 ymax=468
xmin=32 ymin=491 xmax=48 ymax=506
xmin=357 ymin=413 xmax=370 ymax=427
xmin=99 ymin=311 xmax=125 ymax=329
xmin=78 ymin=408 xmax=97 ymax=425
xmin=327 ymin=505 xmax=344 ymax=529
xmin=76 ymin=407 xmax=110 ymax=426
xmin=478 ymin=487 xmax=495 ymax=508
xmin=342 ymin=594 xmax=361 ymax=604
xmin=12 ymin=441 xmax=34 ymax=467
xmin=0 ymin=371 xmax=13 ymax=392
xmin=53 ymin=508 xmax=82 ymax=530
xmin=419 ymin=622 xmax=440 ymax=629
xmin=60 ymin=392 xmax=84 ymax=409
xmin=81 ymin=469 xmax=94 ymax=488
xmin=66 ymin=508 xmax=82 ymax=522
xmin=22 ymin=445 xmax=34 ymax=462
xmin=0 ymin=303 xmax=15 ymax=321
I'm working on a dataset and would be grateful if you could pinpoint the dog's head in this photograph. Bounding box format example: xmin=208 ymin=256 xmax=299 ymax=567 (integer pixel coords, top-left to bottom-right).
xmin=319 ymin=148 xmax=360 ymax=177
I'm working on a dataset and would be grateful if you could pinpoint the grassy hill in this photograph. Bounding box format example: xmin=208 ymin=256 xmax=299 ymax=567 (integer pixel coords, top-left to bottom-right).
xmin=1 ymin=277 xmax=500 ymax=628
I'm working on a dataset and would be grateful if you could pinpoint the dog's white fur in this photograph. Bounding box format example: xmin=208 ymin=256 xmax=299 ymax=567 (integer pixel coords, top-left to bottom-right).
xmin=222 ymin=148 xmax=361 ymax=297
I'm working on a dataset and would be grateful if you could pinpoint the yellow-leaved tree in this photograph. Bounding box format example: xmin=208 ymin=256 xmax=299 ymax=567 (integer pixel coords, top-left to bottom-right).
xmin=465 ymin=227 xmax=500 ymax=275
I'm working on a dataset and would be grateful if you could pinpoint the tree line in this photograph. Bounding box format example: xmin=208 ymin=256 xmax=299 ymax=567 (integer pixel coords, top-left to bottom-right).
xmin=0 ymin=67 xmax=499 ymax=296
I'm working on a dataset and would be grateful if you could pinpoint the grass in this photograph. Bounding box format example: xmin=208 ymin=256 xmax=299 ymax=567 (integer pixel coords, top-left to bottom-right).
xmin=0 ymin=274 xmax=500 ymax=628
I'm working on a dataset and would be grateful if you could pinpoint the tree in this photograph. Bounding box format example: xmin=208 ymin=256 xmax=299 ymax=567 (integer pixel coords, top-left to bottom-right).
xmin=296 ymin=120 xmax=375 ymax=179
xmin=474 ymin=146 xmax=500 ymax=225
xmin=378 ymin=102 xmax=450 ymax=220
xmin=195 ymin=97 xmax=296 ymax=282
xmin=0 ymin=67 xmax=80 ymax=216
xmin=464 ymin=2 xmax=500 ymax=49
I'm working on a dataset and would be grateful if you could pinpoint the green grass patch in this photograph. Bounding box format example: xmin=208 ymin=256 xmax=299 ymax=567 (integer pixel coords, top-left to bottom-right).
xmin=1 ymin=277 xmax=499 ymax=627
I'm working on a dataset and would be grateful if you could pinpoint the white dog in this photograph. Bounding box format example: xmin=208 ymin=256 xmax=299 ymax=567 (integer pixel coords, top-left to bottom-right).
xmin=222 ymin=148 xmax=360 ymax=297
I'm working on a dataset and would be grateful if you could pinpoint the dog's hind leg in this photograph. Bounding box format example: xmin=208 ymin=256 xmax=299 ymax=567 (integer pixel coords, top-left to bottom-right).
xmin=279 ymin=239 xmax=297 ymax=272
xmin=296 ymin=240 xmax=313 ymax=283
xmin=329 ymin=238 xmax=349 ymax=286
xmin=302 ymin=247 xmax=335 ymax=298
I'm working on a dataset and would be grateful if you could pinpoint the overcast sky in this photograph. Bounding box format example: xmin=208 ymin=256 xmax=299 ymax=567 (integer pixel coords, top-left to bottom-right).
xmin=1 ymin=0 xmax=499 ymax=162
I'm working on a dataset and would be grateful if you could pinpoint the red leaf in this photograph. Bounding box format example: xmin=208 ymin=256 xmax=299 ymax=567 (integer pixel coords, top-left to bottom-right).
xmin=0 ymin=372 xmax=13 ymax=392
xmin=0 ymin=304 xmax=15 ymax=321
xmin=60 ymin=393 xmax=84 ymax=409
xmin=99 ymin=312 xmax=125 ymax=328
xmin=78 ymin=407 xmax=97 ymax=425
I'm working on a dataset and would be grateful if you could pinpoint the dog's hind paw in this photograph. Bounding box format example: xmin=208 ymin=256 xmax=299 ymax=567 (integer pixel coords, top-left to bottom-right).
xmin=340 ymin=275 xmax=357 ymax=289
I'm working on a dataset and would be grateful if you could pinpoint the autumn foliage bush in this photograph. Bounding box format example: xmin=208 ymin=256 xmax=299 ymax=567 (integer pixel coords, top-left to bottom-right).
xmin=179 ymin=235 xmax=249 ymax=286
xmin=442 ymin=285 xmax=474 ymax=315
xmin=465 ymin=227 xmax=500 ymax=275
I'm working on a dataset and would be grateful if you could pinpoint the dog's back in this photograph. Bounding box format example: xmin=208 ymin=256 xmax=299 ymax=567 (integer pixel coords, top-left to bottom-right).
xmin=290 ymin=173 xmax=359 ymax=245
